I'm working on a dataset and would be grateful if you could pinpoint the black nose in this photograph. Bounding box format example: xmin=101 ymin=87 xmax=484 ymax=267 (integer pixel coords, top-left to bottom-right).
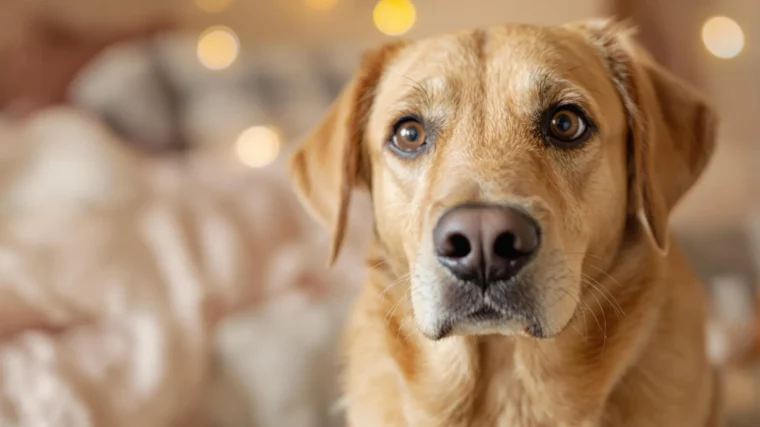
xmin=433 ymin=203 xmax=540 ymax=287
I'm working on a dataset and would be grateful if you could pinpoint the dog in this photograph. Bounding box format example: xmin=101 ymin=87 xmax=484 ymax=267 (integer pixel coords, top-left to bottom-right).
xmin=290 ymin=19 xmax=721 ymax=426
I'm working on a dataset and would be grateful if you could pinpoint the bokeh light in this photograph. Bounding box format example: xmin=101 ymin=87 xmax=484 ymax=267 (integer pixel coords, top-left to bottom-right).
xmin=195 ymin=0 xmax=234 ymax=14
xmin=373 ymin=0 xmax=416 ymax=36
xmin=197 ymin=26 xmax=240 ymax=70
xmin=235 ymin=126 xmax=281 ymax=168
xmin=702 ymin=16 xmax=745 ymax=59
xmin=304 ymin=0 xmax=339 ymax=12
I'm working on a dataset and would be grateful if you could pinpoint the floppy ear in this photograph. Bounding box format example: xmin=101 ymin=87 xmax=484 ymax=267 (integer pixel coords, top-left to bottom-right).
xmin=577 ymin=19 xmax=718 ymax=254
xmin=289 ymin=42 xmax=406 ymax=265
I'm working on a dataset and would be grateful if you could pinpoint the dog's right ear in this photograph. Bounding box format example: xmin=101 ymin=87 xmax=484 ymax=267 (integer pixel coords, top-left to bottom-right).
xmin=289 ymin=42 xmax=406 ymax=266
xmin=574 ymin=19 xmax=717 ymax=255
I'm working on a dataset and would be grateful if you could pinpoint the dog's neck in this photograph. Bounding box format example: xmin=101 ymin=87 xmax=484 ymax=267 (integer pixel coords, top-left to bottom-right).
xmin=366 ymin=233 xmax=670 ymax=425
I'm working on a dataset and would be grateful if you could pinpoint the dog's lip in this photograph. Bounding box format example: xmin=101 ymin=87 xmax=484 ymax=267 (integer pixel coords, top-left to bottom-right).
xmin=462 ymin=300 xmax=539 ymax=326
xmin=454 ymin=305 xmax=513 ymax=326
xmin=468 ymin=306 xmax=502 ymax=319
xmin=428 ymin=306 xmax=528 ymax=340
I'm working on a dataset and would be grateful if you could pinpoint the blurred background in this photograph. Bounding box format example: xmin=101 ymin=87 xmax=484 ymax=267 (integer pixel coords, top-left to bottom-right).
xmin=0 ymin=0 xmax=757 ymax=426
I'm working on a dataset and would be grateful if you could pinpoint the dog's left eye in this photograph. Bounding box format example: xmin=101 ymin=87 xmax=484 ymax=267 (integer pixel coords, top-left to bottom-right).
xmin=388 ymin=117 xmax=428 ymax=156
xmin=545 ymin=106 xmax=592 ymax=146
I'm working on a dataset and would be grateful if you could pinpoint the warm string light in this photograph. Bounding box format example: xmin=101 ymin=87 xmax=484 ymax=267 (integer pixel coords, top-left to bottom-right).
xmin=702 ymin=16 xmax=745 ymax=59
xmin=235 ymin=126 xmax=281 ymax=168
xmin=373 ymin=0 xmax=416 ymax=36
xmin=197 ymin=26 xmax=240 ymax=70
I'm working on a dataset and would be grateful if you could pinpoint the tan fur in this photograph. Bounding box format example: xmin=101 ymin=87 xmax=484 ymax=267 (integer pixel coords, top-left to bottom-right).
xmin=290 ymin=19 xmax=721 ymax=426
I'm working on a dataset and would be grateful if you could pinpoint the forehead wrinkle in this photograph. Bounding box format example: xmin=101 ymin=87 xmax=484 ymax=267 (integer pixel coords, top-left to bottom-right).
xmin=375 ymin=34 xmax=481 ymax=122
xmin=430 ymin=32 xmax=489 ymax=159
xmin=536 ymin=72 xmax=601 ymax=115
xmin=394 ymin=75 xmax=459 ymax=111
xmin=375 ymin=73 xmax=461 ymax=142
xmin=479 ymin=31 xmax=607 ymax=119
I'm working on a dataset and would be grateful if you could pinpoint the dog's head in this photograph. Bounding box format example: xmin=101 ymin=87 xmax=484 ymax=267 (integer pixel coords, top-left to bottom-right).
xmin=290 ymin=20 xmax=716 ymax=340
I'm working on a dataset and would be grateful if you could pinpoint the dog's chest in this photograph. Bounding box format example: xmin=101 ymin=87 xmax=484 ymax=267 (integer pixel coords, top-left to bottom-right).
xmin=405 ymin=372 xmax=578 ymax=427
xmin=403 ymin=340 xmax=583 ymax=427
xmin=468 ymin=358 xmax=572 ymax=427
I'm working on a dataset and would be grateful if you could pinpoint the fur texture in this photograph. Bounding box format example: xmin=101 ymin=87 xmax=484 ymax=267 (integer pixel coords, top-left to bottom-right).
xmin=291 ymin=20 xmax=721 ymax=427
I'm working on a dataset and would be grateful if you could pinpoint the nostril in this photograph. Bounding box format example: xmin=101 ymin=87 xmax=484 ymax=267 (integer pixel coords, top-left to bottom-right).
xmin=442 ymin=233 xmax=471 ymax=258
xmin=493 ymin=232 xmax=522 ymax=259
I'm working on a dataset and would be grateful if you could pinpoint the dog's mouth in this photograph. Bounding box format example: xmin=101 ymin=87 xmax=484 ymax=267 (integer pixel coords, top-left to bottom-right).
xmin=468 ymin=306 xmax=502 ymax=321
xmin=430 ymin=301 xmax=535 ymax=340
xmin=413 ymin=268 xmax=560 ymax=341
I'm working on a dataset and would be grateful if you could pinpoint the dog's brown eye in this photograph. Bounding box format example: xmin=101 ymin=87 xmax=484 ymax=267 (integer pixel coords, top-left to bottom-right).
xmin=548 ymin=108 xmax=588 ymax=143
xmin=392 ymin=120 xmax=427 ymax=153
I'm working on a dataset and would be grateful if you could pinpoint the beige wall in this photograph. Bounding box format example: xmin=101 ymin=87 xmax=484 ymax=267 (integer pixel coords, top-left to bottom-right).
xmin=216 ymin=0 xmax=604 ymax=44
xmin=8 ymin=0 xmax=603 ymax=44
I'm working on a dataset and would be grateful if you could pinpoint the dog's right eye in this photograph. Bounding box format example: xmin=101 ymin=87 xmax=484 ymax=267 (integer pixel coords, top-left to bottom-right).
xmin=542 ymin=105 xmax=595 ymax=148
xmin=389 ymin=118 xmax=428 ymax=156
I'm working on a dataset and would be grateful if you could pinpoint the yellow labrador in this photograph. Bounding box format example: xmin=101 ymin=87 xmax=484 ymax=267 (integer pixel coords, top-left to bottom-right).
xmin=290 ymin=19 xmax=721 ymax=427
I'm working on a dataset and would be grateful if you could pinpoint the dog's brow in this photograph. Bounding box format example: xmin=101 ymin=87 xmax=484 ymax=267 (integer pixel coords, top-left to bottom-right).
xmin=536 ymin=72 xmax=567 ymax=106
xmin=395 ymin=75 xmax=455 ymax=109
xmin=534 ymin=70 xmax=595 ymax=112
xmin=400 ymin=75 xmax=433 ymax=105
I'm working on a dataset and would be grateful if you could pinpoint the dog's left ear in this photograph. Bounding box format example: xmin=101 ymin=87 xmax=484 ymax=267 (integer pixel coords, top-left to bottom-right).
xmin=289 ymin=42 xmax=406 ymax=265
xmin=574 ymin=19 xmax=718 ymax=255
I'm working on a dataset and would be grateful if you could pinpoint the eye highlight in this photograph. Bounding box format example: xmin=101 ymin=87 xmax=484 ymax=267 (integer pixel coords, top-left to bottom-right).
xmin=388 ymin=117 xmax=428 ymax=157
xmin=543 ymin=105 xmax=594 ymax=147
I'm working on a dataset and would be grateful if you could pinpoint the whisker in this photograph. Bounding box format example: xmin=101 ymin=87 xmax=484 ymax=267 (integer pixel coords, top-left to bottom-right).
xmin=558 ymin=254 xmax=608 ymax=347
xmin=581 ymin=264 xmax=627 ymax=314
xmin=585 ymin=278 xmax=608 ymax=351
xmin=562 ymin=252 xmax=610 ymax=262
xmin=553 ymin=286 xmax=591 ymax=344
xmin=385 ymin=287 xmax=412 ymax=326
xmin=581 ymin=273 xmax=625 ymax=319
xmin=378 ymin=272 xmax=411 ymax=299
xmin=559 ymin=252 xmax=627 ymax=319
xmin=366 ymin=253 xmax=408 ymax=270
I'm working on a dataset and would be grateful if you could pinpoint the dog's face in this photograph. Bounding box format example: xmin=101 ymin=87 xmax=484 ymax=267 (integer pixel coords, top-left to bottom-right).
xmin=290 ymin=21 xmax=716 ymax=340
xmin=365 ymin=25 xmax=633 ymax=339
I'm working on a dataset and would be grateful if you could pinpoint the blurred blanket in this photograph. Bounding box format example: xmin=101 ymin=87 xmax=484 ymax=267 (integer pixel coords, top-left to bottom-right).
xmin=0 ymin=107 xmax=369 ymax=427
